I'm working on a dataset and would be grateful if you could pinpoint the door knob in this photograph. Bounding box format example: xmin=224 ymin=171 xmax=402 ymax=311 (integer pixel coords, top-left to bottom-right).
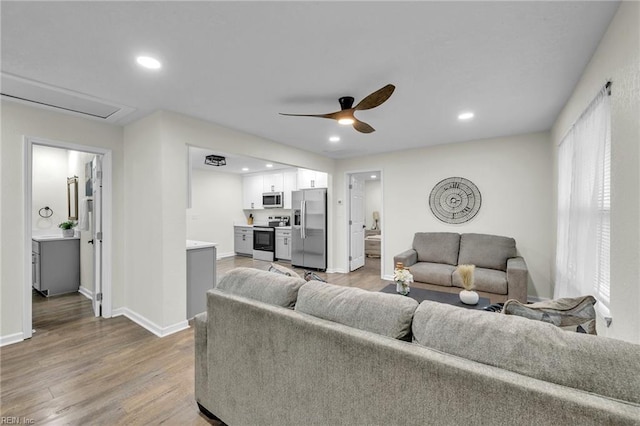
xmin=88 ymin=239 xmax=94 ymax=244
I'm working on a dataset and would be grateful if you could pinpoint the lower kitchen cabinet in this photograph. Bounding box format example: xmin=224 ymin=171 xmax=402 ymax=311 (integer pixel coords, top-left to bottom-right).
xmin=32 ymin=238 xmax=80 ymax=297
xmin=275 ymin=228 xmax=291 ymax=261
xmin=234 ymin=226 xmax=253 ymax=256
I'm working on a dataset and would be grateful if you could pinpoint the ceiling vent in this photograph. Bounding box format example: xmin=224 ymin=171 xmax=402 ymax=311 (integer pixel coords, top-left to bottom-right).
xmin=1 ymin=73 xmax=134 ymax=123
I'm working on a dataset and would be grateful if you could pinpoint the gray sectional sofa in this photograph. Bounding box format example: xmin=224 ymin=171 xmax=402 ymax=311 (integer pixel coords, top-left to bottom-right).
xmin=394 ymin=232 xmax=528 ymax=302
xmin=195 ymin=268 xmax=640 ymax=425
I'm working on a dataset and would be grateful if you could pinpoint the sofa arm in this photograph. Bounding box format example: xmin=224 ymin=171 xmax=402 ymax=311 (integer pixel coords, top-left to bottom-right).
xmin=394 ymin=249 xmax=418 ymax=267
xmin=507 ymin=257 xmax=528 ymax=303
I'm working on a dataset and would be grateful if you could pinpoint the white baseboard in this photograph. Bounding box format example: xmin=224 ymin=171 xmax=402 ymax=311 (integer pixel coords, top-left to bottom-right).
xmin=326 ymin=267 xmax=347 ymax=274
xmin=0 ymin=332 xmax=25 ymax=347
xmin=217 ymin=251 xmax=236 ymax=259
xmin=111 ymin=307 xmax=190 ymax=337
xmin=78 ymin=286 xmax=93 ymax=300
xmin=383 ymin=274 xmax=394 ymax=281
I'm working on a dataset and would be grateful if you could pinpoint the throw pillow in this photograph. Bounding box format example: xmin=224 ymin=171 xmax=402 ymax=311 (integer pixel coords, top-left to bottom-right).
xmin=268 ymin=263 xmax=298 ymax=277
xmin=502 ymin=295 xmax=597 ymax=334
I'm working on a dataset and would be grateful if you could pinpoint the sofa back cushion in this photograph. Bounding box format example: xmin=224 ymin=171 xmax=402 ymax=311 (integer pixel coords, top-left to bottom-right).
xmin=295 ymin=281 xmax=418 ymax=340
xmin=412 ymin=301 xmax=640 ymax=404
xmin=412 ymin=232 xmax=460 ymax=265
xmin=457 ymin=233 xmax=516 ymax=271
xmin=215 ymin=267 xmax=305 ymax=308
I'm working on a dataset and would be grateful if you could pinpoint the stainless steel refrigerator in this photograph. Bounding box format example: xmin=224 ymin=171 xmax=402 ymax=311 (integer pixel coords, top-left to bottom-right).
xmin=292 ymin=188 xmax=327 ymax=270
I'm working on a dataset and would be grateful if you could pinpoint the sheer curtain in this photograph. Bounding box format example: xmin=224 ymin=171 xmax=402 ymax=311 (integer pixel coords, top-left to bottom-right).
xmin=555 ymin=85 xmax=611 ymax=315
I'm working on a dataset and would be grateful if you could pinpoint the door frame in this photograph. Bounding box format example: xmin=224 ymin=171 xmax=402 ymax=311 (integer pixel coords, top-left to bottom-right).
xmin=344 ymin=169 xmax=384 ymax=277
xmin=23 ymin=136 xmax=113 ymax=339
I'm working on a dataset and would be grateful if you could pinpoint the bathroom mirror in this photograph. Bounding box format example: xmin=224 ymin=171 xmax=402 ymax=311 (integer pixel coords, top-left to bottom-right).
xmin=67 ymin=176 xmax=78 ymax=220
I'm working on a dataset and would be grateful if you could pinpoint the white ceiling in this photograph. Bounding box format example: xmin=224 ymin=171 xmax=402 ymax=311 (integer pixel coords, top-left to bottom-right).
xmin=1 ymin=1 xmax=619 ymax=159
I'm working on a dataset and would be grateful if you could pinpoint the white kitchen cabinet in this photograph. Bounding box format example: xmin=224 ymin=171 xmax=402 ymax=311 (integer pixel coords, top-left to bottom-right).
xmin=234 ymin=226 xmax=254 ymax=256
xmin=275 ymin=228 xmax=292 ymax=261
xmin=283 ymin=170 xmax=297 ymax=209
xmin=297 ymin=168 xmax=328 ymax=189
xmin=263 ymin=173 xmax=283 ymax=193
xmin=243 ymin=175 xmax=263 ymax=210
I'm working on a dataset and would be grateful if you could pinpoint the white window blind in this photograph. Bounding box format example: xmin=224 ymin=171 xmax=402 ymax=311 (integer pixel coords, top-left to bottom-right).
xmin=555 ymin=84 xmax=611 ymax=316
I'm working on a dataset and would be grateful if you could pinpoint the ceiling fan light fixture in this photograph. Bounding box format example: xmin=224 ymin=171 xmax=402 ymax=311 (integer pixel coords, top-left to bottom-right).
xmin=338 ymin=118 xmax=355 ymax=125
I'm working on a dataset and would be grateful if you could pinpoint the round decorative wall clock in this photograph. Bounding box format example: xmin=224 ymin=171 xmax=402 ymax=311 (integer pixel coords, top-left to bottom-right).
xmin=429 ymin=177 xmax=481 ymax=224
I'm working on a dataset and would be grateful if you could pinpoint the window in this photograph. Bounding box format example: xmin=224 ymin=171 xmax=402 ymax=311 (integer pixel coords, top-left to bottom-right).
xmin=555 ymin=84 xmax=611 ymax=318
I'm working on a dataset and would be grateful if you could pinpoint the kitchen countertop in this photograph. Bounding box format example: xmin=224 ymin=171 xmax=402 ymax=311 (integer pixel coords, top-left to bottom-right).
xmin=234 ymin=224 xmax=254 ymax=227
xmin=32 ymin=235 xmax=80 ymax=242
xmin=186 ymin=240 xmax=218 ymax=250
xmin=275 ymin=226 xmax=292 ymax=230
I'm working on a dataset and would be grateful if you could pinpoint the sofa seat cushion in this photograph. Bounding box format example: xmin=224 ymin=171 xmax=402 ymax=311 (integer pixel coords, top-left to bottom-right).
xmin=412 ymin=232 xmax=460 ymax=265
xmin=452 ymin=267 xmax=507 ymax=295
xmin=295 ymin=281 xmax=418 ymax=339
xmin=457 ymin=233 xmax=516 ymax=271
xmin=411 ymin=301 xmax=640 ymax=405
xmin=215 ymin=267 xmax=305 ymax=308
xmin=409 ymin=262 xmax=456 ymax=287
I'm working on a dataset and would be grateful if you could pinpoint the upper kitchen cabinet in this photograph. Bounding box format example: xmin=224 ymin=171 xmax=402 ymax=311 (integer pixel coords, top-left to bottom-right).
xmin=243 ymin=174 xmax=263 ymax=210
xmin=297 ymin=168 xmax=328 ymax=189
xmin=262 ymin=173 xmax=283 ymax=193
xmin=283 ymin=170 xmax=297 ymax=209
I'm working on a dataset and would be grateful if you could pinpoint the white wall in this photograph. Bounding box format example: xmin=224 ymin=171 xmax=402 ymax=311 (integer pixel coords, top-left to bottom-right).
xmin=32 ymin=145 xmax=68 ymax=231
xmin=551 ymin=1 xmax=640 ymax=343
xmin=0 ymin=101 xmax=124 ymax=340
xmin=187 ymin=169 xmax=244 ymax=258
xmin=365 ymin=180 xmax=382 ymax=230
xmin=334 ymin=132 xmax=554 ymax=299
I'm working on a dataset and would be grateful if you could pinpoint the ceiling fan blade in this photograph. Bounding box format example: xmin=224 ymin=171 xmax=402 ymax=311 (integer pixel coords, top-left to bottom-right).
xmin=279 ymin=111 xmax=340 ymax=120
xmin=353 ymin=119 xmax=375 ymax=134
xmin=354 ymin=84 xmax=396 ymax=111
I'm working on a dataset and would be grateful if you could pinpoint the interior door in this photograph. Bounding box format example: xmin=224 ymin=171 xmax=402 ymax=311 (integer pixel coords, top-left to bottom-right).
xmin=92 ymin=156 xmax=103 ymax=317
xmin=349 ymin=175 xmax=366 ymax=271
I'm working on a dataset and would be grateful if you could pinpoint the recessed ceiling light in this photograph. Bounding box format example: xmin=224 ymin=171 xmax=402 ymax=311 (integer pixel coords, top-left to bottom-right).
xmin=242 ymin=167 xmax=249 ymax=172
xmin=329 ymin=136 xmax=340 ymax=142
xmin=458 ymin=112 xmax=474 ymax=120
xmin=338 ymin=118 xmax=355 ymax=125
xmin=266 ymin=164 xmax=273 ymax=168
xmin=371 ymin=175 xmax=377 ymax=179
xmin=136 ymin=56 xmax=162 ymax=70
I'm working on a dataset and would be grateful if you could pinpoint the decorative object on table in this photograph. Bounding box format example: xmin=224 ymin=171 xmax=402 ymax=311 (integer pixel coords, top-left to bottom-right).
xmin=394 ymin=262 xmax=413 ymax=296
xmin=247 ymin=213 xmax=254 ymax=225
xmin=502 ymin=295 xmax=597 ymax=334
xmin=429 ymin=177 xmax=481 ymax=224
xmin=304 ymin=270 xmax=327 ymax=283
xmin=371 ymin=211 xmax=380 ymax=230
xmin=457 ymin=264 xmax=479 ymax=305
xmin=58 ymin=220 xmax=77 ymax=237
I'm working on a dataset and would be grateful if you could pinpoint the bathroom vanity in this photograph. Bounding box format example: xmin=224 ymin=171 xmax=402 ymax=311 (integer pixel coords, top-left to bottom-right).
xmin=32 ymin=236 xmax=80 ymax=296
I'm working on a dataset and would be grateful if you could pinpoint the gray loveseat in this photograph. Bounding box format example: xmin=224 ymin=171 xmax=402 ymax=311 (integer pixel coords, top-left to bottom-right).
xmin=394 ymin=232 xmax=528 ymax=302
xmin=195 ymin=268 xmax=640 ymax=425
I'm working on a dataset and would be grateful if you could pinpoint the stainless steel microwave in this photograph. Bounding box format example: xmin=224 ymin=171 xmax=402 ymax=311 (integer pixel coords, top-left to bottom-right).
xmin=262 ymin=192 xmax=283 ymax=208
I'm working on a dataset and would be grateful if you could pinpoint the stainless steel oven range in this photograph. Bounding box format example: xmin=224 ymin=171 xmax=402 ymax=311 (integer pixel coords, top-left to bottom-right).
xmin=253 ymin=226 xmax=275 ymax=261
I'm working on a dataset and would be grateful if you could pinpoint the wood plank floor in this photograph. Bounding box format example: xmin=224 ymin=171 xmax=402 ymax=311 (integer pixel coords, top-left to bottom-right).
xmin=1 ymin=256 xmax=503 ymax=425
xmin=0 ymin=256 xmax=386 ymax=425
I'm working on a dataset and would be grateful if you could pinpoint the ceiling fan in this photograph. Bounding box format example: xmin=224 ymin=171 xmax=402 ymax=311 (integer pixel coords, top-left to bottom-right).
xmin=279 ymin=84 xmax=395 ymax=134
